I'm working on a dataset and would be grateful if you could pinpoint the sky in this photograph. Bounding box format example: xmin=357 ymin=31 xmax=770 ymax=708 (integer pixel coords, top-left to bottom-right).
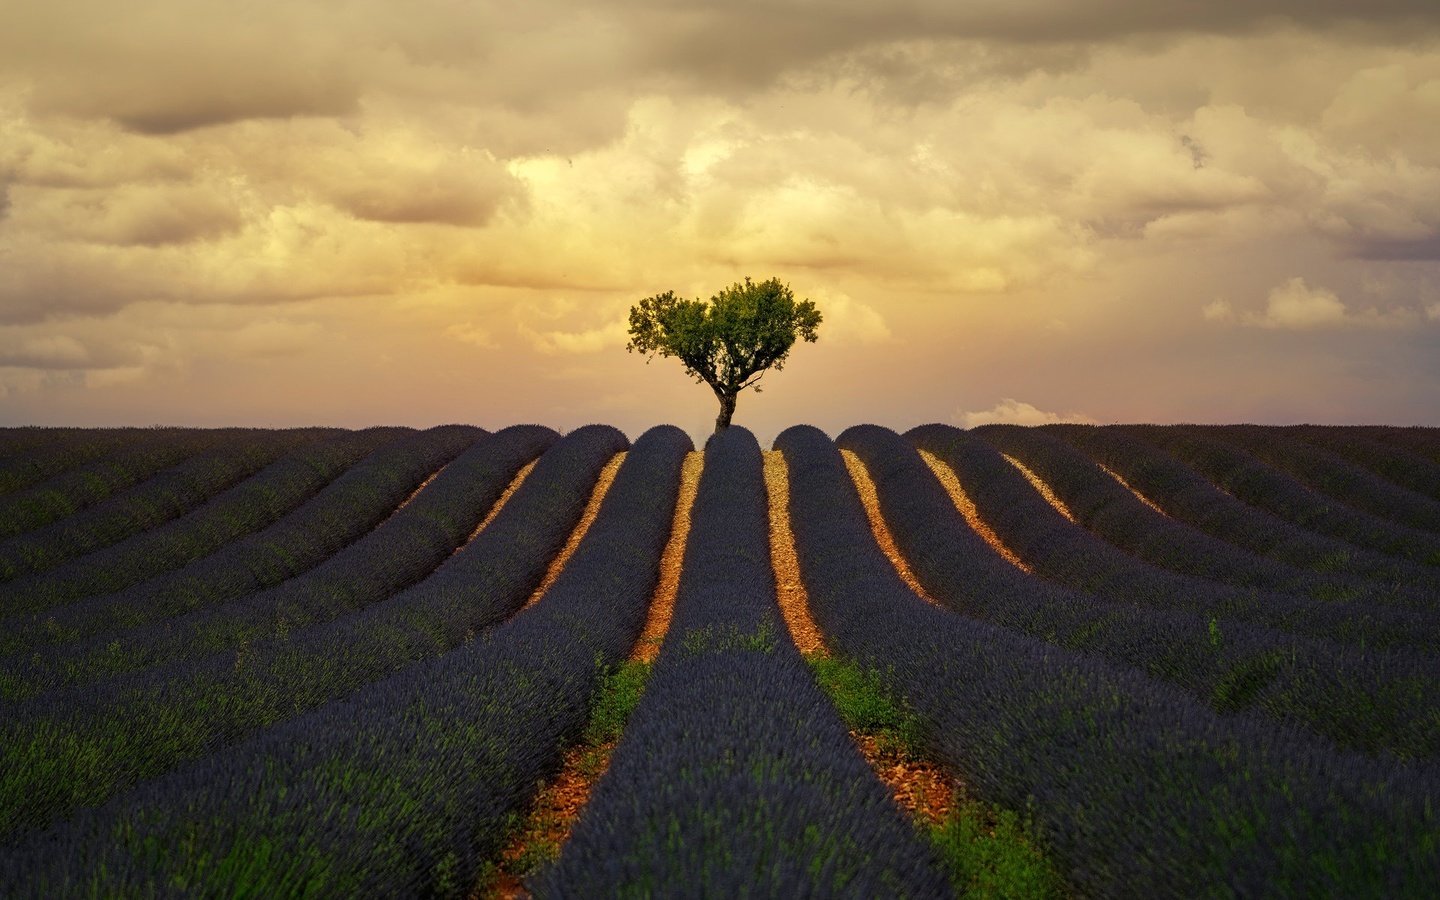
xmin=2 ymin=1 xmax=1438 ymax=446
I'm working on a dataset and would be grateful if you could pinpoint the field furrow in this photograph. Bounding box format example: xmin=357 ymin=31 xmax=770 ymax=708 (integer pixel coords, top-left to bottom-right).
xmin=0 ymin=426 xmax=472 ymax=658
xmin=0 ymin=428 xmax=333 ymax=582
xmin=1136 ymin=425 xmax=1440 ymax=566
xmin=1 ymin=422 xmax=1434 ymax=898
xmin=908 ymin=424 xmax=1440 ymax=654
xmin=1212 ymin=424 xmax=1440 ymax=534
xmin=0 ymin=427 xmax=410 ymax=613
xmin=1292 ymin=426 xmax=1440 ymax=502
xmin=844 ymin=425 xmax=1440 ymax=759
xmin=0 ymin=425 xmax=614 ymax=842
xmin=978 ymin=423 xmax=1435 ymax=603
xmin=778 ymin=423 xmax=1440 ymax=897
xmin=535 ymin=427 xmax=950 ymax=897
xmin=0 ymin=429 xmax=243 ymax=539
xmin=0 ymin=426 xmax=691 ymax=896
xmin=0 ymin=429 xmax=145 ymax=496
xmin=1045 ymin=424 xmax=1440 ymax=601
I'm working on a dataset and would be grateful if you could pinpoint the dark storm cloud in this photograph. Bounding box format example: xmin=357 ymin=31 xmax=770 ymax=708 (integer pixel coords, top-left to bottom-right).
xmin=625 ymin=0 xmax=1440 ymax=91
xmin=1349 ymin=234 xmax=1440 ymax=261
xmin=8 ymin=1 xmax=1438 ymax=138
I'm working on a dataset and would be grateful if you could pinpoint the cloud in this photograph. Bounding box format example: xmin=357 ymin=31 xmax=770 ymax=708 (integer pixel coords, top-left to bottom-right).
xmin=1257 ymin=277 xmax=1349 ymax=328
xmin=521 ymin=316 xmax=630 ymax=355
xmin=446 ymin=322 xmax=498 ymax=349
xmin=21 ymin=183 xmax=244 ymax=246
xmin=958 ymin=399 xmax=1096 ymax=428
xmin=274 ymin=128 xmax=526 ymax=227
xmin=1204 ymin=277 xmax=1428 ymax=329
xmin=1202 ymin=299 xmax=1236 ymax=322
xmin=0 ymin=334 xmax=91 ymax=368
xmin=810 ymin=292 xmax=892 ymax=345
xmin=2 ymin=3 xmax=361 ymax=133
xmin=225 ymin=319 xmax=323 ymax=358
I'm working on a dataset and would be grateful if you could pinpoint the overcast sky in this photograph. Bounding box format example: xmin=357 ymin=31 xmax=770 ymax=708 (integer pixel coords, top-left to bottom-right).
xmin=2 ymin=1 xmax=1438 ymax=443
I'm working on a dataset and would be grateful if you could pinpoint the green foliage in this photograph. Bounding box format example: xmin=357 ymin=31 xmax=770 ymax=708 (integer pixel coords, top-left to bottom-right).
xmin=678 ymin=620 xmax=777 ymax=657
xmin=584 ymin=659 xmax=651 ymax=746
xmin=1212 ymin=650 xmax=1285 ymax=714
xmin=928 ymin=799 xmax=1066 ymax=900
xmin=805 ymin=653 xmax=923 ymax=758
xmin=626 ymin=276 xmax=821 ymax=427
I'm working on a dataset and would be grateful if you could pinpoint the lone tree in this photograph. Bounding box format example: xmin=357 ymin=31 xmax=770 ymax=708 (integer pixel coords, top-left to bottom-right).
xmin=627 ymin=277 xmax=822 ymax=434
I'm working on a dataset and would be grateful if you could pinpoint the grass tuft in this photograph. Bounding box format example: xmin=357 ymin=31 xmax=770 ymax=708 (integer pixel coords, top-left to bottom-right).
xmin=929 ymin=799 xmax=1065 ymax=899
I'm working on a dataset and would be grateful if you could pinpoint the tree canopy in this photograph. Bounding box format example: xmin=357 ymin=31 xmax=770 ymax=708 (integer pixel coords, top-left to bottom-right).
xmin=627 ymin=277 xmax=822 ymax=432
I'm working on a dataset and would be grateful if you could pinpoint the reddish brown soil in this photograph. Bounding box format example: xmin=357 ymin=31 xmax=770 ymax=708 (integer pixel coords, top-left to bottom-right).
xmin=1096 ymin=461 xmax=1168 ymax=516
xmin=632 ymin=451 xmax=704 ymax=662
xmin=841 ymin=449 xmax=944 ymax=607
xmin=762 ymin=451 xmax=826 ymax=654
xmin=455 ymin=459 xmax=537 ymax=554
xmin=1001 ymin=453 xmax=1077 ymax=523
xmin=522 ymin=453 xmax=625 ymax=610
xmin=918 ymin=449 xmax=1033 ymax=573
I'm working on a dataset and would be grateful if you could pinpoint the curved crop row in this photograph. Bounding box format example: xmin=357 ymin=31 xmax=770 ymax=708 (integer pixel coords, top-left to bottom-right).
xmin=976 ymin=423 xmax=1431 ymax=605
xmin=0 ymin=427 xmax=407 ymax=613
xmin=0 ymin=429 xmax=244 ymax=539
xmin=778 ymin=424 xmax=1440 ymax=897
xmin=0 ymin=424 xmax=602 ymax=841
xmin=1368 ymin=425 xmax=1440 ymax=466
xmin=1213 ymin=425 xmax=1440 ymax=534
xmin=1292 ymin=426 xmax=1440 ymax=503
xmin=0 ymin=424 xmax=539 ymax=701
xmin=1045 ymin=424 xmax=1440 ymax=602
xmin=842 ymin=425 xmax=1440 ymax=760
xmin=1135 ymin=425 xmax=1440 ymax=567
xmin=0 ymin=426 xmax=692 ymax=897
xmin=0 ymin=429 xmax=333 ymax=582
xmin=538 ymin=426 xmax=949 ymax=898
xmin=909 ymin=425 xmax=1439 ymax=654
xmin=0 ymin=426 xmax=469 ymax=658
xmin=0 ymin=429 xmax=141 ymax=495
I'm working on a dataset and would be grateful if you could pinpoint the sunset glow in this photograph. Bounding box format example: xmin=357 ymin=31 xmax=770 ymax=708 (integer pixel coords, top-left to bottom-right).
xmin=2 ymin=2 xmax=1438 ymax=438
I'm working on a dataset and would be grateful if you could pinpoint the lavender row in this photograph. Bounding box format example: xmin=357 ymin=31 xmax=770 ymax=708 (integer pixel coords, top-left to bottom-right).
xmin=0 ymin=426 xmax=689 ymax=897
xmin=977 ymin=423 xmax=1432 ymax=605
xmin=0 ymin=425 xmax=466 ymax=660
xmin=780 ymin=424 xmax=1440 ymax=897
xmin=0 ymin=427 xmax=405 ymax=615
xmin=1135 ymin=425 xmax=1440 ymax=567
xmin=0 ymin=424 xmax=586 ymax=841
xmin=539 ymin=426 xmax=949 ymax=898
xmin=1368 ymin=424 xmax=1440 ymax=466
xmin=0 ymin=428 xmax=240 ymax=539
xmin=1046 ymin=424 xmax=1440 ymax=602
xmin=843 ymin=425 xmax=1439 ymax=760
xmin=0 ymin=428 xmax=333 ymax=583
xmin=1290 ymin=426 xmax=1440 ymax=502
xmin=1211 ymin=424 xmax=1440 ymax=535
xmin=910 ymin=425 xmax=1438 ymax=656
xmin=0 ymin=429 xmax=144 ymax=495
xmin=0 ymin=423 xmax=515 ymax=701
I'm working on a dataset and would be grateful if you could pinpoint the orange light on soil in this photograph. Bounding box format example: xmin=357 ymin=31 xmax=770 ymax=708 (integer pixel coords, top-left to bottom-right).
xmin=630 ymin=451 xmax=704 ymax=663
xmin=762 ymin=451 xmax=826 ymax=655
xmin=1096 ymin=461 xmax=1168 ymax=516
xmin=840 ymin=450 xmax=943 ymax=608
xmin=456 ymin=459 xmax=538 ymax=554
xmin=1001 ymin=453 xmax=1077 ymax=523
xmin=917 ymin=450 xmax=1032 ymax=574
xmin=523 ymin=453 xmax=625 ymax=611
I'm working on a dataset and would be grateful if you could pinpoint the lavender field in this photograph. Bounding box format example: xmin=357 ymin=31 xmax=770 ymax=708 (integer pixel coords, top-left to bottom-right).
xmin=0 ymin=423 xmax=1437 ymax=898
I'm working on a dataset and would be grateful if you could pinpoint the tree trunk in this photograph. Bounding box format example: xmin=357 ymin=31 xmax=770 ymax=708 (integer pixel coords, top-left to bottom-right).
xmin=714 ymin=391 xmax=737 ymax=434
